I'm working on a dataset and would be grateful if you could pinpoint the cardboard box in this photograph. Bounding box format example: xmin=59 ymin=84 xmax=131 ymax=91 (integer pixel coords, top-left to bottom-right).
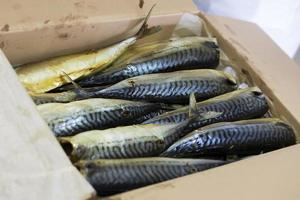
xmin=1 ymin=1 xmax=300 ymax=200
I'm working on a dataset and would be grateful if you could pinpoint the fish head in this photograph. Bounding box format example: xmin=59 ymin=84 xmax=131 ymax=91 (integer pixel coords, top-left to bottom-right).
xmin=59 ymin=137 xmax=86 ymax=162
xmin=161 ymin=132 xmax=199 ymax=157
xmin=247 ymin=87 xmax=267 ymax=101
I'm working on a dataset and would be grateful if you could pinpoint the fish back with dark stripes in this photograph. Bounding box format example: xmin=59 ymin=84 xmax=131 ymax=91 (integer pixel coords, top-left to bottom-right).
xmin=77 ymin=158 xmax=226 ymax=195
xmin=144 ymin=87 xmax=269 ymax=132
xmin=161 ymin=118 xmax=296 ymax=157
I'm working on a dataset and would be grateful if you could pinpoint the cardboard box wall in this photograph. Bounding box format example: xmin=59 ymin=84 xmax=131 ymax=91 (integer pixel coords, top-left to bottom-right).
xmin=1 ymin=1 xmax=300 ymax=200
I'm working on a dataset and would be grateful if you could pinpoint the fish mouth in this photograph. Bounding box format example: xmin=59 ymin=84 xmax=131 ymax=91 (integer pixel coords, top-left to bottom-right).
xmin=58 ymin=137 xmax=77 ymax=162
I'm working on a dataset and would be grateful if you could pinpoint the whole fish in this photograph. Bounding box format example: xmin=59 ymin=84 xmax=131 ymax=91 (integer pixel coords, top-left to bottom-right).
xmin=94 ymin=69 xmax=237 ymax=103
xmin=38 ymin=98 xmax=163 ymax=136
xmin=16 ymin=6 xmax=156 ymax=93
xmin=58 ymin=97 xmax=220 ymax=160
xmin=161 ymin=118 xmax=296 ymax=157
xmin=59 ymin=120 xmax=190 ymax=160
xmin=76 ymin=157 xmax=227 ymax=196
xmin=77 ymin=36 xmax=220 ymax=86
xmin=144 ymin=87 xmax=269 ymax=132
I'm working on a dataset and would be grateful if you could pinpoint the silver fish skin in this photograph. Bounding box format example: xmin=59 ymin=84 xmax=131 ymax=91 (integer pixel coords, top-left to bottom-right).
xmin=143 ymin=87 xmax=269 ymax=132
xmin=77 ymin=37 xmax=220 ymax=86
xmin=76 ymin=157 xmax=227 ymax=195
xmin=38 ymin=98 xmax=162 ymax=136
xmin=94 ymin=69 xmax=237 ymax=103
xmin=129 ymin=108 xmax=172 ymax=124
xmin=161 ymin=118 xmax=296 ymax=157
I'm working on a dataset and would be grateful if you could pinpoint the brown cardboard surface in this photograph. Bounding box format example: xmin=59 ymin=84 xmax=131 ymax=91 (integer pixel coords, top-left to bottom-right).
xmin=0 ymin=0 xmax=197 ymax=26
xmin=0 ymin=50 xmax=95 ymax=199
xmin=0 ymin=0 xmax=197 ymax=65
xmin=0 ymin=13 xmax=184 ymax=67
xmin=1 ymin=2 xmax=300 ymax=200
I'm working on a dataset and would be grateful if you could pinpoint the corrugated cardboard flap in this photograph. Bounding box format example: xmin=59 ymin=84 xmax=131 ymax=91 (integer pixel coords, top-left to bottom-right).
xmin=0 ymin=0 xmax=197 ymax=65
xmin=0 ymin=50 xmax=95 ymax=200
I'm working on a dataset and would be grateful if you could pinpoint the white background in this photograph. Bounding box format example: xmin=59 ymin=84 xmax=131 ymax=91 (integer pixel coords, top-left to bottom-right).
xmin=193 ymin=0 xmax=300 ymax=64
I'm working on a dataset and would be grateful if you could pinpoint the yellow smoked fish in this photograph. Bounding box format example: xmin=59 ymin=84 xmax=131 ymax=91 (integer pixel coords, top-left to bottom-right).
xmin=16 ymin=6 xmax=155 ymax=93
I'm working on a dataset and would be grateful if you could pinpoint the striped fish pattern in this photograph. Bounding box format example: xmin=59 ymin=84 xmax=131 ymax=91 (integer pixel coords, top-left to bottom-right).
xmin=59 ymin=120 xmax=191 ymax=161
xmin=78 ymin=37 xmax=220 ymax=86
xmin=94 ymin=69 xmax=237 ymax=103
xmin=144 ymin=87 xmax=269 ymax=132
xmin=38 ymin=98 xmax=162 ymax=136
xmin=76 ymin=157 xmax=227 ymax=195
xmin=161 ymin=118 xmax=296 ymax=157
xmin=130 ymin=108 xmax=172 ymax=124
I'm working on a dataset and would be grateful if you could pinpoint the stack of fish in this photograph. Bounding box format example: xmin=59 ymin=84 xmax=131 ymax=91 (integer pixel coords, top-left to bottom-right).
xmin=16 ymin=10 xmax=296 ymax=196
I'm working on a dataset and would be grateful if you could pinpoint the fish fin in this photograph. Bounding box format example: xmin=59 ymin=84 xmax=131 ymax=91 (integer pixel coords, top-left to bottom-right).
xmin=61 ymin=71 xmax=91 ymax=97
xmin=159 ymin=103 xmax=183 ymax=111
xmin=223 ymin=72 xmax=237 ymax=86
xmin=222 ymin=66 xmax=237 ymax=79
xmin=188 ymin=93 xmax=223 ymax=122
xmin=188 ymin=93 xmax=198 ymax=119
xmin=142 ymin=26 xmax=162 ymax=37
xmin=136 ymin=4 xmax=160 ymax=38
xmin=198 ymin=111 xmax=223 ymax=120
xmin=61 ymin=71 xmax=82 ymax=90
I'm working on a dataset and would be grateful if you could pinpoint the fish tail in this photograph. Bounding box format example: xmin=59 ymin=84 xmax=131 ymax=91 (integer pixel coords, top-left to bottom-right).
xmin=136 ymin=4 xmax=160 ymax=39
xmin=61 ymin=71 xmax=94 ymax=99
xmin=223 ymin=71 xmax=238 ymax=86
